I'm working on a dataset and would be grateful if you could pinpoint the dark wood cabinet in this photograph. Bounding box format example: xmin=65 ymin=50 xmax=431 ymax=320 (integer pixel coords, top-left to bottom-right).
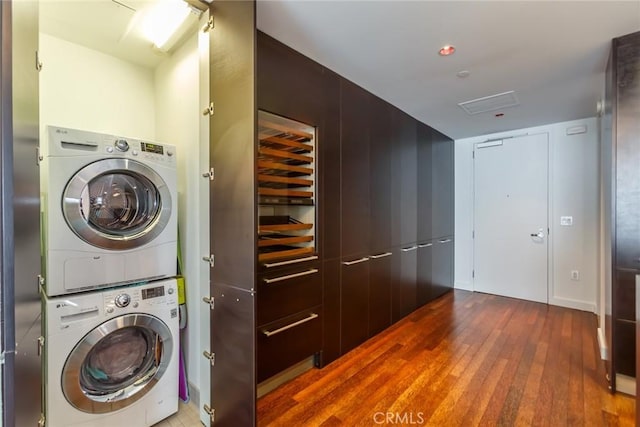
xmin=432 ymin=237 xmax=454 ymax=300
xmin=340 ymin=79 xmax=371 ymax=258
xmin=392 ymin=109 xmax=418 ymax=247
xmin=417 ymin=242 xmax=433 ymax=307
xmin=369 ymin=251 xmax=393 ymax=336
xmin=369 ymin=100 xmax=393 ymax=252
xmin=432 ymin=129 xmax=455 ymax=239
xmin=340 ymin=257 xmax=370 ymax=354
xmin=417 ymin=124 xmax=433 ymax=243
xmin=322 ymin=259 xmax=341 ymax=365
xmin=395 ymin=245 xmax=418 ymax=321
xmin=604 ymin=30 xmax=640 ymax=390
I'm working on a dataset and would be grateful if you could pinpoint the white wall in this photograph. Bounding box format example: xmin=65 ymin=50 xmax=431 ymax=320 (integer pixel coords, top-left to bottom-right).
xmin=154 ymin=32 xmax=209 ymax=407
xmin=39 ymin=33 xmax=155 ymax=139
xmin=455 ymin=117 xmax=600 ymax=312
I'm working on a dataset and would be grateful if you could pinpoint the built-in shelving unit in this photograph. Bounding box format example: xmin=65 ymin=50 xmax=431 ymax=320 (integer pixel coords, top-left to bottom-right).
xmin=258 ymin=111 xmax=316 ymax=263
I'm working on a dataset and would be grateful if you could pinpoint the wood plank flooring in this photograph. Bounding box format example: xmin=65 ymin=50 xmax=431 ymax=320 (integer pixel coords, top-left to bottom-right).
xmin=258 ymin=290 xmax=635 ymax=426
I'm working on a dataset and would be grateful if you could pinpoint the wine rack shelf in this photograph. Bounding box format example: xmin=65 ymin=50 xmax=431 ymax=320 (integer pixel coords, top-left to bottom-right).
xmin=258 ymin=111 xmax=316 ymax=263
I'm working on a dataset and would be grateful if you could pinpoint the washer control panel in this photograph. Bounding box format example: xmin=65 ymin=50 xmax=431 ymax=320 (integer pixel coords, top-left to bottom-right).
xmin=103 ymin=282 xmax=177 ymax=315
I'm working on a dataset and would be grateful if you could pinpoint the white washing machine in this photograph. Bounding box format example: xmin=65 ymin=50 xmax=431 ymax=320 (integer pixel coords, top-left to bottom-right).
xmin=43 ymin=278 xmax=179 ymax=427
xmin=41 ymin=125 xmax=177 ymax=296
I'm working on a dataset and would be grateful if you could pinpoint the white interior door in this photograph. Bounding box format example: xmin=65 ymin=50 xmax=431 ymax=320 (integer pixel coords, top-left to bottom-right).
xmin=473 ymin=133 xmax=549 ymax=303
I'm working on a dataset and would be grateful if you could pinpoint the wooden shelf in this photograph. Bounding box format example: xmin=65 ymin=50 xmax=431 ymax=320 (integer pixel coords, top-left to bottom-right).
xmin=258 ymin=235 xmax=314 ymax=247
xmin=258 ymin=174 xmax=313 ymax=187
xmin=260 ymin=135 xmax=313 ymax=152
xmin=259 ymin=147 xmax=313 ymax=164
xmin=258 ymin=160 xmax=313 ymax=175
xmin=259 ymin=119 xmax=313 ymax=140
xmin=259 ymin=188 xmax=313 ymax=198
xmin=259 ymin=223 xmax=313 ymax=233
xmin=258 ymin=246 xmax=315 ymax=262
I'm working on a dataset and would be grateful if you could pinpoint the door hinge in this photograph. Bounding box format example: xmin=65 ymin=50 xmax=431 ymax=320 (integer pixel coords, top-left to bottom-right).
xmin=203 ymin=350 xmax=215 ymax=366
xmin=202 ymin=296 xmax=215 ymax=310
xmin=202 ymin=102 xmax=215 ymax=116
xmin=472 ymin=270 xmax=475 ymax=278
xmin=37 ymin=336 xmax=45 ymax=357
xmin=204 ymin=404 xmax=215 ymax=422
xmin=472 ymin=150 xmax=475 ymax=159
xmin=35 ymin=50 xmax=43 ymax=72
xmin=38 ymin=413 xmax=45 ymax=427
xmin=202 ymin=168 xmax=215 ymax=181
xmin=36 ymin=147 xmax=43 ymax=166
xmin=202 ymin=254 xmax=215 ymax=267
xmin=472 ymin=230 xmax=475 ymax=239
xmin=202 ymin=16 xmax=214 ymax=33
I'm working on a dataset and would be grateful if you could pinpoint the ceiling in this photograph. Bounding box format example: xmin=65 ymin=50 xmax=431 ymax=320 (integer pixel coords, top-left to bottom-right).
xmin=257 ymin=1 xmax=640 ymax=139
xmin=39 ymin=1 xmax=639 ymax=140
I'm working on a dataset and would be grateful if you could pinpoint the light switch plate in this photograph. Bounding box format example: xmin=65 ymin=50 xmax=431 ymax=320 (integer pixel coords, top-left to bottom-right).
xmin=560 ymin=216 xmax=573 ymax=226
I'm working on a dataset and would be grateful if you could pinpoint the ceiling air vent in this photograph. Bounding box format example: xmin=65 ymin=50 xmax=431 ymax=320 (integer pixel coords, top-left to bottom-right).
xmin=458 ymin=91 xmax=519 ymax=115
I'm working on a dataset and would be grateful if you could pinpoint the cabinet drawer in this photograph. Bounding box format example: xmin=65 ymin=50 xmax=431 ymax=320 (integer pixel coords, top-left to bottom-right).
xmin=257 ymin=307 xmax=322 ymax=382
xmin=257 ymin=265 xmax=321 ymax=326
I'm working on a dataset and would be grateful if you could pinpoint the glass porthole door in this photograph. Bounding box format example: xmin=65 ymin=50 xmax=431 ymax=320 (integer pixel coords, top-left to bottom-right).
xmin=63 ymin=158 xmax=172 ymax=250
xmin=61 ymin=314 xmax=173 ymax=413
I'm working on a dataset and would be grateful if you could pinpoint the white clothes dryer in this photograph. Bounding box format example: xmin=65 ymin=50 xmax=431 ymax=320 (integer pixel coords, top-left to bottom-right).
xmin=41 ymin=125 xmax=177 ymax=296
xmin=43 ymin=278 xmax=179 ymax=427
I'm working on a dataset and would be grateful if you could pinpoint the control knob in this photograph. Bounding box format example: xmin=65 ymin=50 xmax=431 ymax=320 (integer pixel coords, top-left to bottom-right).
xmin=114 ymin=139 xmax=130 ymax=152
xmin=114 ymin=293 xmax=131 ymax=308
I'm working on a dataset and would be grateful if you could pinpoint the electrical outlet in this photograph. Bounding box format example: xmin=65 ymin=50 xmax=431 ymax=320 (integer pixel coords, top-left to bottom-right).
xmin=571 ymin=270 xmax=579 ymax=281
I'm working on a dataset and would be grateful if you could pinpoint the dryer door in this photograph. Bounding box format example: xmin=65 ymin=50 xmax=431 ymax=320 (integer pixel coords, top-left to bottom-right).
xmin=63 ymin=158 xmax=172 ymax=250
xmin=62 ymin=313 xmax=174 ymax=414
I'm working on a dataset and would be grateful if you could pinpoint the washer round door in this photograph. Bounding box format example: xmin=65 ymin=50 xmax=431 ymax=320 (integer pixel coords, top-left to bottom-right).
xmin=62 ymin=313 xmax=174 ymax=413
xmin=63 ymin=158 xmax=172 ymax=250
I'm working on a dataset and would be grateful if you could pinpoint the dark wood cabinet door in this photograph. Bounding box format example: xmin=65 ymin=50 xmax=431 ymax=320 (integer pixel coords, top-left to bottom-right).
xmin=432 ymin=237 xmax=454 ymax=299
xmin=341 ymin=257 xmax=370 ymax=354
xmin=257 ymin=32 xmax=341 ymax=260
xmin=399 ymin=245 xmax=418 ymax=319
xmin=614 ymin=32 xmax=640 ymax=271
xmin=391 ymin=108 xmax=417 ymax=247
xmin=417 ymin=124 xmax=433 ymax=242
xmin=369 ymin=99 xmax=392 ymax=252
xmin=369 ymin=251 xmax=392 ymax=336
xmin=340 ymin=80 xmax=371 ymax=258
xmin=417 ymin=242 xmax=433 ymax=307
xmin=432 ymin=130 xmax=454 ymax=239
xmin=322 ymin=259 xmax=341 ymax=366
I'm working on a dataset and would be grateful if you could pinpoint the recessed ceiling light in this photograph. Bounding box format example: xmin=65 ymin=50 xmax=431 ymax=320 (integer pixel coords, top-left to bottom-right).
xmin=456 ymin=70 xmax=470 ymax=78
xmin=439 ymin=45 xmax=456 ymax=56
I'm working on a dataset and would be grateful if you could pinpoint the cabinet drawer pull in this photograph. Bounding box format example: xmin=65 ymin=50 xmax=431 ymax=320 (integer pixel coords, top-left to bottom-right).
xmin=262 ymin=313 xmax=319 ymax=337
xmin=418 ymin=243 xmax=433 ymax=248
xmin=438 ymin=239 xmax=452 ymax=244
xmin=263 ymin=268 xmax=319 ymax=284
xmin=401 ymin=246 xmax=418 ymax=252
xmin=369 ymin=252 xmax=392 ymax=259
xmin=342 ymin=257 xmax=370 ymax=266
xmin=264 ymin=255 xmax=318 ymax=268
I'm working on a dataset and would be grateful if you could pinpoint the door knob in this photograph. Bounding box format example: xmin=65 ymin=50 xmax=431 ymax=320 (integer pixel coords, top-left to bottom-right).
xmin=530 ymin=229 xmax=544 ymax=239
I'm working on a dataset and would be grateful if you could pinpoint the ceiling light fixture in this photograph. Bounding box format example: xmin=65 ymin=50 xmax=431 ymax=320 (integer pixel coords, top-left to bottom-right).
xmin=141 ymin=0 xmax=192 ymax=50
xmin=456 ymin=70 xmax=470 ymax=78
xmin=439 ymin=45 xmax=456 ymax=56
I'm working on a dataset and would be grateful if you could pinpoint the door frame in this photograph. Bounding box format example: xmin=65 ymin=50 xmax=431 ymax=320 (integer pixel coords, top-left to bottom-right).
xmin=471 ymin=132 xmax=553 ymax=303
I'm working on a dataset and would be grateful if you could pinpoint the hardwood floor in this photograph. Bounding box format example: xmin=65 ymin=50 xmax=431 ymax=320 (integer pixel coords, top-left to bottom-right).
xmin=258 ymin=290 xmax=635 ymax=426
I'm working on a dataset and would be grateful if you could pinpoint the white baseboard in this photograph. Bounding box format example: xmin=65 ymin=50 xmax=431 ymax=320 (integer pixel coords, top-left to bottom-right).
xmin=597 ymin=327 xmax=609 ymax=361
xmin=187 ymin=381 xmax=199 ymax=406
xmin=616 ymin=374 xmax=636 ymax=396
xmin=549 ymin=296 xmax=596 ymax=313
xmin=454 ymin=280 xmax=472 ymax=291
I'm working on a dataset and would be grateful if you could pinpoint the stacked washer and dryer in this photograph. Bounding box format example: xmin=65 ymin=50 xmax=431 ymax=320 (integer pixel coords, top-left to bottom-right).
xmin=40 ymin=126 xmax=180 ymax=427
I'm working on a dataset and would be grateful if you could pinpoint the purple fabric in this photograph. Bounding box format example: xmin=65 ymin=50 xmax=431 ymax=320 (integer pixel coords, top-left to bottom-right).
xmin=179 ymin=340 xmax=189 ymax=402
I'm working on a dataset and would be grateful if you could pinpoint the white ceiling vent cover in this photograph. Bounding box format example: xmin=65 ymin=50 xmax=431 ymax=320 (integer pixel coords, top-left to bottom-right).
xmin=458 ymin=91 xmax=520 ymax=115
